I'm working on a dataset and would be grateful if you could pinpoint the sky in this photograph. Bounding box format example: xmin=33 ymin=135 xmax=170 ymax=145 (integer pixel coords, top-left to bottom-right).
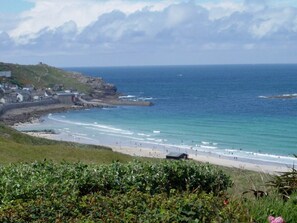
xmin=0 ymin=0 xmax=296 ymax=66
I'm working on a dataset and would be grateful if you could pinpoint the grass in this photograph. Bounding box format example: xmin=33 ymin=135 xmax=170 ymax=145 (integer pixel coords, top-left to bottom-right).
xmin=0 ymin=62 xmax=91 ymax=93
xmin=0 ymin=123 xmax=133 ymax=165
xmin=221 ymin=166 xmax=272 ymax=197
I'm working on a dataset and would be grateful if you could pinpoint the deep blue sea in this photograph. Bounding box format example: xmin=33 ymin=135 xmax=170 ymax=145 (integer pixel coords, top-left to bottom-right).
xmin=18 ymin=65 xmax=297 ymax=166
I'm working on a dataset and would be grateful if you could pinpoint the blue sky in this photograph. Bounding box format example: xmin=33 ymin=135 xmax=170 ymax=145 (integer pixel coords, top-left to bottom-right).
xmin=0 ymin=0 xmax=33 ymax=13
xmin=0 ymin=0 xmax=296 ymax=66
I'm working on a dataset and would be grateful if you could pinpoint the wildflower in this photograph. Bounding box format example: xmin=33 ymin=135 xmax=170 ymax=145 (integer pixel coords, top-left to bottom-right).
xmin=268 ymin=216 xmax=275 ymax=222
xmin=223 ymin=199 xmax=229 ymax=205
xmin=268 ymin=215 xmax=285 ymax=223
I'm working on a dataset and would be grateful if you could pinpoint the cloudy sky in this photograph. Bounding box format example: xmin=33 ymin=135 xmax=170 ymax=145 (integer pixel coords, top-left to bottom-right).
xmin=0 ymin=0 xmax=296 ymax=66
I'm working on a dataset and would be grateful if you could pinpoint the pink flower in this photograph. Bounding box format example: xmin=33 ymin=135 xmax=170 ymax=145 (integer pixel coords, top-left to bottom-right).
xmin=268 ymin=216 xmax=285 ymax=223
xmin=268 ymin=216 xmax=275 ymax=222
xmin=272 ymin=217 xmax=285 ymax=223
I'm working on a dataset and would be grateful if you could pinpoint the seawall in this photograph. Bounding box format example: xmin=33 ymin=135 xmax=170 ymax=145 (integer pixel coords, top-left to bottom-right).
xmin=0 ymin=99 xmax=60 ymax=117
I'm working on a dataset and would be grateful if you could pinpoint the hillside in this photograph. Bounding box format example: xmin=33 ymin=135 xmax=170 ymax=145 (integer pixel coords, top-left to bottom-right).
xmin=0 ymin=123 xmax=132 ymax=164
xmin=0 ymin=62 xmax=116 ymax=96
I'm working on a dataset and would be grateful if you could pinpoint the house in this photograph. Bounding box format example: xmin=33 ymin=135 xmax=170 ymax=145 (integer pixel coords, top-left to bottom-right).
xmin=19 ymin=91 xmax=32 ymax=101
xmin=16 ymin=93 xmax=24 ymax=102
xmin=33 ymin=96 xmax=40 ymax=101
xmin=9 ymin=84 xmax=19 ymax=91
xmin=0 ymin=98 xmax=5 ymax=104
xmin=0 ymin=71 xmax=11 ymax=78
xmin=166 ymin=152 xmax=188 ymax=160
xmin=54 ymin=92 xmax=78 ymax=104
xmin=0 ymin=87 xmax=5 ymax=96
xmin=22 ymin=84 xmax=35 ymax=91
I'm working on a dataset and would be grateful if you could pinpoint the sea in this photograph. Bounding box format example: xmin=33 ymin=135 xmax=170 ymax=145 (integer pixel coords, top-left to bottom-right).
xmin=16 ymin=64 xmax=297 ymax=167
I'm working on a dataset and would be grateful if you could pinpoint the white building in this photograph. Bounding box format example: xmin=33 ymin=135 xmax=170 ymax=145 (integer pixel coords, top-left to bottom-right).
xmin=0 ymin=98 xmax=5 ymax=104
xmin=16 ymin=93 xmax=23 ymax=102
xmin=0 ymin=71 xmax=12 ymax=78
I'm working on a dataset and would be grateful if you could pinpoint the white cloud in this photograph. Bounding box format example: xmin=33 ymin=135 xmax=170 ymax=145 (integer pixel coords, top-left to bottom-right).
xmin=1 ymin=0 xmax=297 ymax=65
xmin=201 ymin=1 xmax=244 ymax=20
xmin=249 ymin=7 xmax=297 ymax=38
xmin=9 ymin=0 xmax=175 ymax=43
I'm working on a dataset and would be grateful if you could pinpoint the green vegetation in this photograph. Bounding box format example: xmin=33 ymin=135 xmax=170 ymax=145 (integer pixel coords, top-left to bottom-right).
xmin=1 ymin=123 xmax=297 ymax=222
xmin=0 ymin=123 xmax=132 ymax=164
xmin=0 ymin=160 xmax=236 ymax=222
xmin=0 ymin=62 xmax=91 ymax=93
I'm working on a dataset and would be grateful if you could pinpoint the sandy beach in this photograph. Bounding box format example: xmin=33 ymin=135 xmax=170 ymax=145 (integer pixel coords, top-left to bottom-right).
xmin=20 ymin=127 xmax=291 ymax=174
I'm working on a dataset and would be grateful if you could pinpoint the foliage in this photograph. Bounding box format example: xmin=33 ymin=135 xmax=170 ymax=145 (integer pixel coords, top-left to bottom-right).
xmin=0 ymin=190 xmax=242 ymax=223
xmin=0 ymin=124 xmax=132 ymax=164
xmin=267 ymin=166 xmax=297 ymax=200
xmin=239 ymin=192 xmax=297 ymax=223
xmin=0 ymin=160 xmax=233 ymax=222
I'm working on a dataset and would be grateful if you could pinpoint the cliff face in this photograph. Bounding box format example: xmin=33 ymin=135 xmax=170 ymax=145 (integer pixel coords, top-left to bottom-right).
xmin=69 ymin=72 xmax=117 ymax=98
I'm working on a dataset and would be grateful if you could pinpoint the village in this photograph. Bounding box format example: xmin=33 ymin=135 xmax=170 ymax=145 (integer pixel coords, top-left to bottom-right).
xmin=0 ymin=70 xmax=81 ymax=106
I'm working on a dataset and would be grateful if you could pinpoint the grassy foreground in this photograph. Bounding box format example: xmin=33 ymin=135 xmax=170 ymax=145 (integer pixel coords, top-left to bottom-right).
xmin=1 ymin=123 xmax=297 ymax=222
xmin=0 ymin=124 xmax=132 ymax=164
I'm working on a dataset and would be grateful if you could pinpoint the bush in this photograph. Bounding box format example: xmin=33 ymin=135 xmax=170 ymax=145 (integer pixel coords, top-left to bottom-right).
xmin=267 ymin=167 xmax=297 ymax=200
xmin=0 ymin=191 xmax=241 ymax=222
xmin=0 ymin=160 xmax=233 ymax=222
xmin=240 ymin=192 xmax=297 ymax=223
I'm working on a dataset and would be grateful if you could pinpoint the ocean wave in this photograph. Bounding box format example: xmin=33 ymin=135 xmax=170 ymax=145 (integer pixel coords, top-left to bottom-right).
xmin=119 ymin=95 xmax=136 ymax=99
xmin=259 ymin=93 xmax=297 ymax=99
xmin=200 ymin=145 xmax=218 ymax=149
xmin=138 ymin=97 xmax=153 ymax=101
xmin=137 ymin=133 xmax=151 ymax=137
xmin=258 ymin=96 xmax=268 ymax=99
xmin=201 ymin=141 xmax=210 ymax=145
xmin=48 ymin=115 xmax=134 ymax=135
xmin=153 ymin=130 xmax=161 ymax=134
xmin=225 ymin=149 xmax=238 ymax=152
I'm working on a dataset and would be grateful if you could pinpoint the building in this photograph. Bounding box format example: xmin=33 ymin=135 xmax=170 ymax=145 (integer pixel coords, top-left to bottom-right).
xmin=166 ymin=152 xmax=188 ymax=160
xmin=54 ymin=92 xmax=78 ymax=104
xmin=0 ymin=71 xmax=12 ymax=78
xmin=16 ymin=93 xmax=24 ymax=102
xmin=22 ymin=84 xmax=35 ymax=91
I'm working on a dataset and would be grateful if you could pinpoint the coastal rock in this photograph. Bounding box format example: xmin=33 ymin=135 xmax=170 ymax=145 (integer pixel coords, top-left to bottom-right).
xmin=259 ymin=93 xmax=297 ymax=99
xmin=69 ymin=72 xmax=118 ymax=98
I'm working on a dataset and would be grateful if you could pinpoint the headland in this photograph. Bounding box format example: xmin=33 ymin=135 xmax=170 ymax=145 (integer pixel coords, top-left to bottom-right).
xmin=0 ymin=62 xmax=152 ymax=125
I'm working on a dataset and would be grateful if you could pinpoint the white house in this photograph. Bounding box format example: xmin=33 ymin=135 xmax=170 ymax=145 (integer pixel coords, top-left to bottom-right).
xmin=0 ymin=98 xmax=5 ymax=104
xmin=0 ymin=71 xmax=11 ymax=78
xmin=16 ymin=93 xmax=24 ymax=102
xmin=10 ymin=85 xmax=19 ymax=90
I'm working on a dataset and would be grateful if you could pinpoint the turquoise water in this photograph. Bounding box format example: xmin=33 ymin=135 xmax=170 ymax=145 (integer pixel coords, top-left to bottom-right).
xmin=17 ymin=65 xmax=297 ymax=166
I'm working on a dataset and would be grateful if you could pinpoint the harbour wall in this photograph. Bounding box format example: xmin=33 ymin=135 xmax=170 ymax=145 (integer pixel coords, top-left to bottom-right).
xmin=0 ymin=99 xmax=60 ymax=117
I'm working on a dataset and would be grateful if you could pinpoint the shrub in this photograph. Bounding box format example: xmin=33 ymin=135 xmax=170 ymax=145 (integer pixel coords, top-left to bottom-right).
xmin=267 ymin=167 xmax=297 ymax=200
xmin=0 ymin=160 xmax=233 ymax=222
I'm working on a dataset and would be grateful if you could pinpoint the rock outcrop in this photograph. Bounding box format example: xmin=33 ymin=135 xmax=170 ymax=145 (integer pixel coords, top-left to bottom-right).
xmin=69 ymin=72 xmax=118 ymax=98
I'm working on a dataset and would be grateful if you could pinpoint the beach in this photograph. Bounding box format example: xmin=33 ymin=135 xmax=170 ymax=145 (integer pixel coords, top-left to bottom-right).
xmin=7 ymin=65 xmax=297 ymax=175
xmin=18 ymin=122 xmax=291 ymax=174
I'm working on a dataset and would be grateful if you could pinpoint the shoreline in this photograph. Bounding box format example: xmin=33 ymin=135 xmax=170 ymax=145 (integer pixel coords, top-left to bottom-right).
xmin=0 ymin=104 xmax=85 ymax=125
xmin=19 ymin=126 xmax=291 ymax=174
xmin=0 ymin=99 xmax=152 ymax=125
